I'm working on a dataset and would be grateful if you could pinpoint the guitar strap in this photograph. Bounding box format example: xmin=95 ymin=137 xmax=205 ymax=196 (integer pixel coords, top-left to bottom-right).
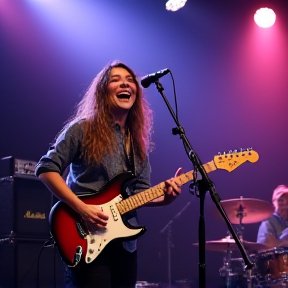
xmin=124 ymin=129 xmax=136 ymax=176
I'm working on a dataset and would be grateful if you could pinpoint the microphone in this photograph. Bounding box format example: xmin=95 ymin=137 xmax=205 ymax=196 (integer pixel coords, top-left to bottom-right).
xmin=141 ymin=68 xmax=170 ymax=88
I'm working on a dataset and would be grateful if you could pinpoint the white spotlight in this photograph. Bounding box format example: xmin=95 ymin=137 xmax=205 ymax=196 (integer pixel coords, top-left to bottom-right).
xmin=254 ymin=7 xmax=276 ymax=28
xmin=166 ymin=0 xmax=187 ymax=12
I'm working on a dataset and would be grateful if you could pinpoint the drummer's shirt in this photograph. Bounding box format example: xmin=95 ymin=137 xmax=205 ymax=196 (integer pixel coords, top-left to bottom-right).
xmin=257 ymin=213 xmax=288 ymax=244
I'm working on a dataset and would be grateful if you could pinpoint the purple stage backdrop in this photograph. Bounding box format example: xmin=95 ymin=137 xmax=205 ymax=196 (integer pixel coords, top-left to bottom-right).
xmin=0 ymin=0 xmax=288 ymax=287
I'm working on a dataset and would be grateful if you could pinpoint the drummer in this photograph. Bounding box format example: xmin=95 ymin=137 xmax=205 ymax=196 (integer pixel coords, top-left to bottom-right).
xmin=257 ymin=185 xmax=288 ymax=248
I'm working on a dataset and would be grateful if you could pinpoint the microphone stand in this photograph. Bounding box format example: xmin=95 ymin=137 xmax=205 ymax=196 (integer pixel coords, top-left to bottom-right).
xmin=160 ymin=202 xmax=192 ymax=288
xmin=153 ymin=80 xmax=254 ymax=288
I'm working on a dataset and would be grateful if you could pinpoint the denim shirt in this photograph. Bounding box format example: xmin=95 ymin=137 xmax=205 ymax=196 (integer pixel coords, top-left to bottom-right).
xmin=35 ymin=121 xmax=151 ymax=252
xmin=257 ymin=213 xmax=288 ymax=244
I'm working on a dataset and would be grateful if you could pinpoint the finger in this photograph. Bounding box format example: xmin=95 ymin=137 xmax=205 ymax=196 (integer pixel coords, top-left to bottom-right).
xmin=96 ymin=224 xmax=107 ymax=229
xmin=95 ymin=217 xmax=108 ymax=226
xmin=174 ymin=167 xmax=183 ymax=178
xmin=166 ymin=181 xmax=181 ymax=195
xmin=173 ymin=187 xmax=181 ymax=195
xmin=86 ymin=219 xmax=107 ymax=230
xmin=94 ymin=211 xmax=109 ymax=225
xmin=168 ymin=178 xmax=181 ymax=190
xmin=172 ymin=179 xmax=182 ymax=190
xmin=168 ymin=186 xmax=180 ymax=197
xmin=95 ymin=219 xmax=108 ymax=228
xmin=97 ymin=211 xmax=109 ymax=220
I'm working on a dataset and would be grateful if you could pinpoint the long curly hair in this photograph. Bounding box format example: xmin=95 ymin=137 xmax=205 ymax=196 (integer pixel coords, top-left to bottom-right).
xmin=60 ymin=60 xmax=153 ymax=164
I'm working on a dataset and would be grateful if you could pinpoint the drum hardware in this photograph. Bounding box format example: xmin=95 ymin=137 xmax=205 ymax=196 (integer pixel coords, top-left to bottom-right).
xmin=195 ymin=197 xmax=275 ymax=287
xmin=194 ymin=192 xmax=272 ymax=288
xmin=193 ymin=236 xmax=267 ymax=288
xmin=212 ymin=196 xmax=273 ymax=286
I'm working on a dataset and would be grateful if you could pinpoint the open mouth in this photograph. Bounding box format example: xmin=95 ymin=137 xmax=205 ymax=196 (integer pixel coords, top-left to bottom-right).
xmin=117 ymin=92 xmax=131 ymax=99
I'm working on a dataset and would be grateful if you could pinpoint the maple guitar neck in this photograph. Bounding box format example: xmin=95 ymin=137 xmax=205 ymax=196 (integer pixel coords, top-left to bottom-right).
xmin=116 ymin=160 xmax=216 ymax=215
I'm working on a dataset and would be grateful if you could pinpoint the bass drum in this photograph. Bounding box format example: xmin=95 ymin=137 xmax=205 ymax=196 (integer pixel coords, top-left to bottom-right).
xmin=254 ymin=247 xmax=288 ymax=288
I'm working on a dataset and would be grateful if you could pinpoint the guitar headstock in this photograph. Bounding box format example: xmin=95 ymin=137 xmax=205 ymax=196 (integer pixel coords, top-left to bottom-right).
xmin=214 ymin=148 xmax=259 ymax=172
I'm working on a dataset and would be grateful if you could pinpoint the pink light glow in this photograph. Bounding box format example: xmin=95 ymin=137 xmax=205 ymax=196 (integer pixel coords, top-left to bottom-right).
xmin=254 ymin=7 xmax=276 ymax=28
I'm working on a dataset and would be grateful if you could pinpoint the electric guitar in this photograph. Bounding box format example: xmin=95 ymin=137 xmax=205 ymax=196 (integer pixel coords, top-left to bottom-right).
xmin=49 ymin=148 xmax=259 ymax=266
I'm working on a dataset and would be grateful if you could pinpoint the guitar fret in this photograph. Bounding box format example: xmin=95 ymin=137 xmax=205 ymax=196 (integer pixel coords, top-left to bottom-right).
xmin=126 ymin=198 xmax=134 ymax=211
xmin=151 ymin=187 xmax=159 ymax=199
xmin=136 ymin=194 xmax=144 ymax=206
xmin=156 ymin=187 xmax=164 ymax=197
xmin=143 ymin=191 xmax=150 ymax=202
xmin=121 ymin=199 xmax=129 ymax=213
xmin=140 ymin=193 xmax=147 ymax=204
xmin=144 ymin=192 xmax=151 ymax=202
xmin=130 ymin=196 xmax=138 ymax=208
xmin=129 ymin=196 xmax=135 ymax=207
xmin=136 ymin=195 xmax=142 ymax=206
xmin=135 ymin=194 xmax=141 ymax=206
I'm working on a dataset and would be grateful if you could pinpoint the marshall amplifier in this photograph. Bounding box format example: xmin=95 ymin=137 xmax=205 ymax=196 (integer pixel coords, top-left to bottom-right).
xmin=0 ymin=239 xmax=65 ymax=288
xmin=0 ymin=156 xmax=37 ymax=179
xmin=0 ymin=175 xmax=53 ymax=239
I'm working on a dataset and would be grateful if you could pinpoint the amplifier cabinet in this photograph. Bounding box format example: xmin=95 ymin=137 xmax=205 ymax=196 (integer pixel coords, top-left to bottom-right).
xmin=0 ymin=239 xmax=65 ymax=288
xmin=0 ymin=176 xmax=53 ymax=239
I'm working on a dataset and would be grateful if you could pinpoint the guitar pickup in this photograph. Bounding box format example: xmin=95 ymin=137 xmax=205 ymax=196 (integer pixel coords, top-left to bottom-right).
xmin=110 ymin=205 xmax=119 ymax=221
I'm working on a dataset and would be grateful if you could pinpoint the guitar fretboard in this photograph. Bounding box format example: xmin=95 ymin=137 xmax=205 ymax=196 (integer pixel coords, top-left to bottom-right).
xmin=116 ymin=160 xmax=216 ymax=215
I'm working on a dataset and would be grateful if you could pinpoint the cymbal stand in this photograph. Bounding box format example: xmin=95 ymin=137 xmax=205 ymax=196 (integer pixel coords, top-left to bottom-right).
xmin=231 ymin=207 xmax=256 ymax=288
xmin=160 ymin=220 xmax=173 ymax=288
xmin=225 ymin=249 xmax=234 ymax=288
xmin=160 ymin=202 xmax=191 ymax=288
xmin=226 ymin=204 xmax=245 ymax=245
xmin=236 ymin=200 xmax=245 ymax=229
xmin=219 ymin=247 xmax=233 ymax=288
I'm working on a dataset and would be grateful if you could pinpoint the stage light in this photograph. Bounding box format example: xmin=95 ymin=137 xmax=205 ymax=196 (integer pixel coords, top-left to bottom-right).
xmin=165 ymin=0 xmax=187 ymax=12
xmin=254 ymin=7 xmax=276 ymax=28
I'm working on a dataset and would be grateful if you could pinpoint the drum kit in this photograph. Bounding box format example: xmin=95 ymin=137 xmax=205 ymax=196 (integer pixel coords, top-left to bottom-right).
xmin=193 ymin=197 xmax=288 ymax=288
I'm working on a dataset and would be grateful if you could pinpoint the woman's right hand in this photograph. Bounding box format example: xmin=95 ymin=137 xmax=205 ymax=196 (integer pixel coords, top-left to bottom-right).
xmin=38 ymin=172 xmax=109 ymax=229
xmin=79 ymin=204 xmax=109 ymax=229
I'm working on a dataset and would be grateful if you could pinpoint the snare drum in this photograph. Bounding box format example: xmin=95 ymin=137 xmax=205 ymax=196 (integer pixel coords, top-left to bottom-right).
xmin=255 ymin=247 xmax=288 ymax=284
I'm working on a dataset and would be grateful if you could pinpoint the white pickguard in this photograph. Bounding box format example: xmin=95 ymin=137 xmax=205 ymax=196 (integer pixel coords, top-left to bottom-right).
xmin=84 ymin=195 xmax=142 ymax=264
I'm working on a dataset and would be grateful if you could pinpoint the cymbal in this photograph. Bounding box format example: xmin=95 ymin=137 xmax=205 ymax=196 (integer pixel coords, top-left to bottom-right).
xmin=220 ymin=197 xmax=274 ymax=224
xmin=192 ymin=237 xmax=268 ymax=253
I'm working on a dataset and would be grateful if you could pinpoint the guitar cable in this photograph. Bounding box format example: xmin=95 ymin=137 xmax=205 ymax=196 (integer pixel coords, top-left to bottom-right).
xmin=36 ymin=237 xmax=56 ymax=288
